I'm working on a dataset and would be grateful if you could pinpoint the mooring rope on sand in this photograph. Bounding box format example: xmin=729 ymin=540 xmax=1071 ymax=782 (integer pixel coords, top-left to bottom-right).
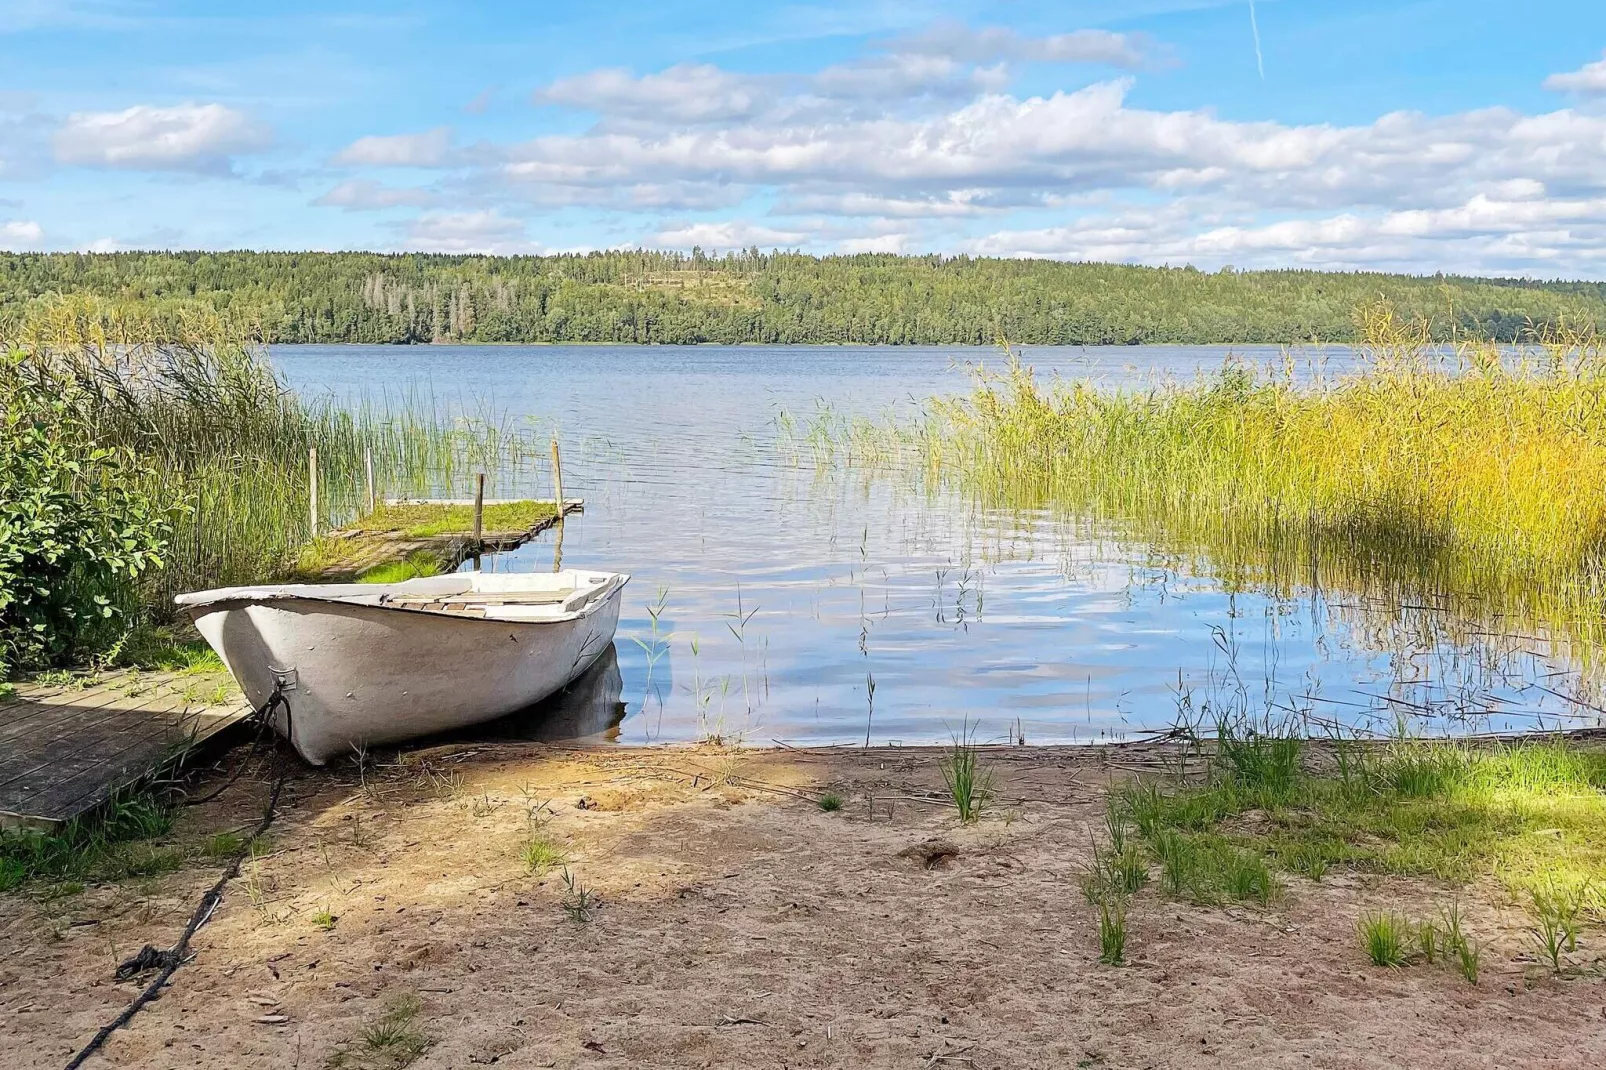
xmin=64 ymin=687 xmax=295 ymax=1070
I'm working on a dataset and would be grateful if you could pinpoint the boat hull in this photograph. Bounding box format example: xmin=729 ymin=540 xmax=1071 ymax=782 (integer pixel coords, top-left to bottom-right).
xmin=185 ymin=577 xmax=624 ymax=764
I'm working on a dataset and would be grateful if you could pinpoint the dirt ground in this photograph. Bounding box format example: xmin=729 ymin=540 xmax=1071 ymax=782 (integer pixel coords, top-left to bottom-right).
xmin=4 ymin=742 xmax=1605 ymax=1069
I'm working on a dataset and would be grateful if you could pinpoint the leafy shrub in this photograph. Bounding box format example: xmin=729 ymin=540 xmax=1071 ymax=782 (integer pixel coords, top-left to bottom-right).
xmin=0 ymin=350 xmax=170 ymax=674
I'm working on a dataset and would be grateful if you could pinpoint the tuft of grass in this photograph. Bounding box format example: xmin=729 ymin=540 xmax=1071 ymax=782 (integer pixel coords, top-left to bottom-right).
xmin=1217 ymin=846 xmax=1277 ymax=905
xmin=559 ymin=867 xmax=597 ymax=923
xmin=938 ymin=720 xmax=994 ymax=824
xmin=1215 ymin=721 xmax=1303 ymax=806
xmin=1529 ymin=880 xmax=1588 ymax=972
xmin=520 ymin=836 xmax=568 ymax=874
xmin=1445 ymin=902 xmax=1482 ymax=985
xmin=327 ymin=993 xmax=430 ymax=1070
xmin=817 ymin=791 xmax=844 ymax=812
xmin=1096 ymin=898 xmax=1127 ymax=965
xmin=1359 ymin=912 xmax=1413 ymax=968
xmin=312 ymin=906 xmax=339 ymax=931
xmin=356 ymin=551 xmax=446 ymax=584
xmin=1353 ymin=904 xmax=1482 ymax=980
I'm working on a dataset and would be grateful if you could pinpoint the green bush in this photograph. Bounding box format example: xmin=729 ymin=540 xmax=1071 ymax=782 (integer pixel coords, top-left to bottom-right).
xmin=0 ymin=350 xmax=170 ymax=674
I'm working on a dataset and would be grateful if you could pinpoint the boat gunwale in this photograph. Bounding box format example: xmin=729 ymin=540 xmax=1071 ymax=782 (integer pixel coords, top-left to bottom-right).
xmin=176 ymin=573 xmax=630 ymax=626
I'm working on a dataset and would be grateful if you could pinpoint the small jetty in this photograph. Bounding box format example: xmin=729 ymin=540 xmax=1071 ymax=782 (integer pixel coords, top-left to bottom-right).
xmin=0 ymin=669 xmax=250 ymax=830
xmin=301 ymin=497 xmax=583 ymax=581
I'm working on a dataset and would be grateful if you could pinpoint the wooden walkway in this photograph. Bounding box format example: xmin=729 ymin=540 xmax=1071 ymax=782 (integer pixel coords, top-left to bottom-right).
xmin=308 ymin=497 xmax=584 ymax=580
xmin=0 ymin=669 xmax=251 ymax=830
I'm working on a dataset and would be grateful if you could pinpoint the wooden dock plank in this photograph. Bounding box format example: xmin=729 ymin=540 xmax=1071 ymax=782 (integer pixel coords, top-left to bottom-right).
xmin=0 ymin=670 xmax=251 ymax=829
xmin=44 ymin=711 xmax=244 ymax=823
xmin=10 ymin=704 xmax=242 ymax=817
xmin=0 ymin=689 xmax=197 ymax=790
xmin=0 ymin=678 xmax=169 ymax=746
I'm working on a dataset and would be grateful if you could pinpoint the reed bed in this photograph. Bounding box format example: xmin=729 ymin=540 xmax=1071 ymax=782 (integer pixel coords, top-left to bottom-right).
xmin=812 ymin=302 xmax=1606 ymax=675
xmin=4 ymin=295 xmax=540 ymax=637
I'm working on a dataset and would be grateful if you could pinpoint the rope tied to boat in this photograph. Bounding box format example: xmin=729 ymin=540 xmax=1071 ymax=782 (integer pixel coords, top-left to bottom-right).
xmin=182 ymin=682 xmax=290 ymax=807
xmin=64 ymin=685 xmax=296 ymax=1070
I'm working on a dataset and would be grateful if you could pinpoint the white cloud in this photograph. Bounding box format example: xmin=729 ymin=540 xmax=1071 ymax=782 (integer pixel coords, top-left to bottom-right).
xmin=488 ymin=79 xmax=1606 ymax=218
xmin=891 ymin=22 xmax=1148 ymax=69
xmin=0 ymin=218 xmax=43 ymax=247
xmin=397 ymin=209 xmax=535 ymax=253
xmin=53 ymin=103 xmax=271 ymax=172
xmin=839 ymin=232 xmax=914 ymax=254
xmin=1544 ymin=51 xmax=1606 ymax=96
xmin=314 ymin=178 xmax=433 ymax=210
xmin=650 ymin=219 xmax=807 ymax=250
xmin=333 ymin=126 xmax=453 ymax=167
xmin=536 ymin=64 xmax=764 ymax=122
xmin=960 ymin=192 xmax=1606 ymax=274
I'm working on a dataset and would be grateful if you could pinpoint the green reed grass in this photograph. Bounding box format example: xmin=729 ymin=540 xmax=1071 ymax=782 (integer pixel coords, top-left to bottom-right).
xmin=938 ymin=719 xmax=994 ymax=824
xmin=1359 ymin=912 xmax=1412 ymax=967
xmin=812 ymin=300 xmax=1606 ymax=675
xmin=5 ymin=295 xmax=541 ymax=629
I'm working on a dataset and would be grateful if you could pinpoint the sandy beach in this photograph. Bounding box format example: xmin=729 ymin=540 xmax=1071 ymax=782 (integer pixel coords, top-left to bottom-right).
xmin=5 ymin=741 xmax=1604 ymax=1069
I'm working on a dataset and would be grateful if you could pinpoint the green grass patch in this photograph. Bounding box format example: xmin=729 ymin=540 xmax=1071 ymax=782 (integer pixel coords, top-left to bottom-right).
xmin=365 ymin=501 xmax=557 ymax=538
xmin=520 ymin=835 xmax=569 ymax=874
xmin=1115 ymin=732 xmax=1606 ymax=937
xmin=357 ymin=551 xmax=446 ymax=584
xmin=0 ymin=790 xmax=182 ymax=891
xmin=327 ymin=993 xmax=430 ymax=1069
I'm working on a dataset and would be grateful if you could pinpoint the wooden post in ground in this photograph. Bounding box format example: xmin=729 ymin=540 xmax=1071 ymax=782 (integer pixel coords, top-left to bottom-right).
xmin=364 ymin=448 xmax=376 ymax=515
xmin=472 ymin=472 xmax=485 ymax=571
xmin=550 ymin=437 xmax=564 ymax=514
xmin=551 ymin=436 xmax=565 ymax=573
xmin=309 ymin=447 xmax=319 ymax=538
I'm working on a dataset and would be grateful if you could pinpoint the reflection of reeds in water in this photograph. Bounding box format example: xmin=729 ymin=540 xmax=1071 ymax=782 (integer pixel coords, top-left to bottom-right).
xmin=9 ymin=295 xmax=538 ymax=615
xmin=798 ymin=302 xmax=1606 ymax=690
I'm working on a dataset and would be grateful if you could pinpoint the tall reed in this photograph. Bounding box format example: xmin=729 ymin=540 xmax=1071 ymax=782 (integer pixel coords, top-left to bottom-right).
xmin=5 ymin=295 xmax=539 ymax=623
xmin=827 ymin=302 xmax=1606 ymax=675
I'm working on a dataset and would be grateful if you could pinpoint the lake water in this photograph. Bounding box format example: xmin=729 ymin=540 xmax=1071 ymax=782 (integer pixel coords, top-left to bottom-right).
xmin=271 ymin=344 xmax=1600 ymax=747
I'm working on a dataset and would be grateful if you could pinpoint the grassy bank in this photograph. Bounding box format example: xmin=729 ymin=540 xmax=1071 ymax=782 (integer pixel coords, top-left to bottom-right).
xmin=1 ymin=295 xmax=540 ymax=673
xmin=821 ymin=303 xmax=1606 ymax=673
xmin=1091 ymin=726 xmax=1606 ymax=976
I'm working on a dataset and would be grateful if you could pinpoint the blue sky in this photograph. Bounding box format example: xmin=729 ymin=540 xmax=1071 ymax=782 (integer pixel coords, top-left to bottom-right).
xmin=4 ymin=0 xmax=1606 ymax=275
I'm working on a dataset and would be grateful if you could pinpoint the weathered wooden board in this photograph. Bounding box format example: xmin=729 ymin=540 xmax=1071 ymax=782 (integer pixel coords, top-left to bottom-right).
xmin=0 ymin=670 xmax=251 ymax=830
xmin=306 ymin=497 xmax=584 ymax=581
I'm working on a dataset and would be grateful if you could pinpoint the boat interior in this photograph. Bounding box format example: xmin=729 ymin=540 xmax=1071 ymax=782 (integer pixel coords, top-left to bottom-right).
xmin=176 ymin=570 xmax=627 ymax=621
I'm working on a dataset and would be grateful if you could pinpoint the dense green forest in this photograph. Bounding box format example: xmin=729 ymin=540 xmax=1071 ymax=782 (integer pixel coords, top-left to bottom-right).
xmin=3 ymin=249 xmax=1604 ymax=345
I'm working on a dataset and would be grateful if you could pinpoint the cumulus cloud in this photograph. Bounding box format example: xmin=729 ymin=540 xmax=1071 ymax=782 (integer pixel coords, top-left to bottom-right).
xmin=314 ymin=178 xmax=434 ymax=210
xmin=53 ymin=103 xmax=271 ymax=172
xmin=536 ymin=64 xmax=764 ymax=123
xmin=333 ymin=126 xmax=453 ymax=167
xmin=891 ymin=22 xmax=1148 ymax=68
xmin=650 ymin=219 xmax=808 ymax=249
xmin=490 ymin=80 xmax=1606 ymax=217
xmin=396 ymin=209 xmax=535 ymax=253
xmin=1545 ymin=51 xmax=1606 ymax=96
xmin=0 ymin=218 xmax=43 ymax=247
xmin=958 ymin=191 xmax=1606 ymax=274
xmin=527 ymin=22 xmax=1148 ymax=127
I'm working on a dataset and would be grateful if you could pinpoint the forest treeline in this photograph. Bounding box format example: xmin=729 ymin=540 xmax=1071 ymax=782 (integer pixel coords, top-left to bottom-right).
xmin=3 ymin=249 xmax=1604 ymax=345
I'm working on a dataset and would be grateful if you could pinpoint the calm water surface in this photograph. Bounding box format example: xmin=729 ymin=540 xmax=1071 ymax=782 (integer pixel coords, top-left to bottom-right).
xmin=271 ymin=344 xmax=1599 ymax=746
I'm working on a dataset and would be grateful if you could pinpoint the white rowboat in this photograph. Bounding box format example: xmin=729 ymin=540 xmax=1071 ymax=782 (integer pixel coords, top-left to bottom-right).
xmin=176 ymin=570 xmax=628 ymax=764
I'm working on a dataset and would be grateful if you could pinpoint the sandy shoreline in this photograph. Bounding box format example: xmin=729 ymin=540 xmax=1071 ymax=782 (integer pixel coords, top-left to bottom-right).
xmin=4 ymin=742 xmax=1604 ymax=1069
